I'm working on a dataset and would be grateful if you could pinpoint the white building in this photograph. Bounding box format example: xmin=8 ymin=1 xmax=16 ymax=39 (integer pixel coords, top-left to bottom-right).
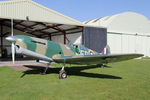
xmin=84 ymin=12 xmax=150 ymax=57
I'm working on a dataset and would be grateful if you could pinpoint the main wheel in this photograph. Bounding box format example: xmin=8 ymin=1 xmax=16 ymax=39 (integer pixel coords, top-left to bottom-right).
xmin=59 ymin=70 xmax=67 ymax=79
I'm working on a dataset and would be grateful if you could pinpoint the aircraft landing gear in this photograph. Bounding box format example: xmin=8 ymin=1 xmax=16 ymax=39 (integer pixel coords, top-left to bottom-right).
xmin=40 ymin=63 xmax=50 ymax=75
xmin=59 ymin=63 xmax=67 ymax=79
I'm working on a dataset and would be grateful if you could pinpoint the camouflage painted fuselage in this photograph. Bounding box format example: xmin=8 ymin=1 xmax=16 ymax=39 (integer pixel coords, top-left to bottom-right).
xmin=15 ymin=35 xmax=97 ymax=60
xmin=7 ymin=35 xmax=143 ymax=65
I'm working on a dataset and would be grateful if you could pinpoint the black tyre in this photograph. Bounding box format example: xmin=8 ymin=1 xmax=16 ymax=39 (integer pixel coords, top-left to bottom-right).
xmin=59 ymin=70 xmax=67 ymax=79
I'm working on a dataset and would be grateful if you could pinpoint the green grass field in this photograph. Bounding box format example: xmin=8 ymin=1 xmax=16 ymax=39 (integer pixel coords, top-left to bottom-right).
xmin=0 ymin=59 xmax=150 ymax=100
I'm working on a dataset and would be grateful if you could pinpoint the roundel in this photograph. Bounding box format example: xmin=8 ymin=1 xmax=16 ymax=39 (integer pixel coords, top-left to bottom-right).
xmin=88 ymin=49 xmax=95 ymax=55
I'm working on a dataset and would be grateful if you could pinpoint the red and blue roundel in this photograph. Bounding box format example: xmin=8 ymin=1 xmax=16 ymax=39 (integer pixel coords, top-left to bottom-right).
xmin=102 ymin=48 xmax=109 ymax=55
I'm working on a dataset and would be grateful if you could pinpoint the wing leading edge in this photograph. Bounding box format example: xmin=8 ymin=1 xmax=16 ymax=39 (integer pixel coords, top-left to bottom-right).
xmin=53 ymin=54 xmax=143 ymax=65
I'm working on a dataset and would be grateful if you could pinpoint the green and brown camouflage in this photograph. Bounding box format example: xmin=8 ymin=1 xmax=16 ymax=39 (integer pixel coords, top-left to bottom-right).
xmin=15 ymin=35 xmax=98 ymax=59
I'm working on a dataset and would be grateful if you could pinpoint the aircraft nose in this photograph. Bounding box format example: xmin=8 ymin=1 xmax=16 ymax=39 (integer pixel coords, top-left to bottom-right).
xmin=5 ymin=36 xmax=16 ymax=42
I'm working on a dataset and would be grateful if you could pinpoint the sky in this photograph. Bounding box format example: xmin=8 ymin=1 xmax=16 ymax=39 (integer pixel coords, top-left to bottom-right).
xmin=32 ymin=0 xmax=150 ymax=22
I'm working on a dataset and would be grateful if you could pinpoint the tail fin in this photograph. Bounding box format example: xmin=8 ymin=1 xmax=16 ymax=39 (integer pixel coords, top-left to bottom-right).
xmin=102 ymin=45 xmax=111 ymax=55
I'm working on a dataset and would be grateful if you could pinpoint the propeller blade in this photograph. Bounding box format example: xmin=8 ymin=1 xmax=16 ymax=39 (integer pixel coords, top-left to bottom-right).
xmin=11 ymin=19 xmax=15 ymax=64
xmin=12 ymin=43 xmax=15 ymax=64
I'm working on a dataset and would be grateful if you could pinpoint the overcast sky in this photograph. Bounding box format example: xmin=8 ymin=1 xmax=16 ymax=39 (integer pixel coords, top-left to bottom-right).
xmin=33 ymin=0 xmax=150 ymax=22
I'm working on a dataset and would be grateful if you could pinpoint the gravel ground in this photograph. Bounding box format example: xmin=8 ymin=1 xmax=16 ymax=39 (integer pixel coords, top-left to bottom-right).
xmin=0 ymin=60 xmax=40 ymax=67
xmin=0 ymin=60 xmax=55 ymax=71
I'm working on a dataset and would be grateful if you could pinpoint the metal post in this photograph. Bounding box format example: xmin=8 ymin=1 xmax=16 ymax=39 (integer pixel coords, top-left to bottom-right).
xmin=11 ymin=19 xmax=13 ymax=36
xmin=64 ymin=32 xmax=66 ymax=44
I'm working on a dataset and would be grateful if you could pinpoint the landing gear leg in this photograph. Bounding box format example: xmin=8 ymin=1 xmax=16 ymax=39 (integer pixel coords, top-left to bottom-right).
xmin=59 ymin=63 xmax=67 ymax=79
xmin=40 ymin=63 xmax=50 ymax=75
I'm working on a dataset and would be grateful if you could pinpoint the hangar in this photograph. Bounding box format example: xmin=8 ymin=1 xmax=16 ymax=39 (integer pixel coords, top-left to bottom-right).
xmin=0 ymin=0 xmax=106 ymax=59
xmin=84 ymin=12 xmax=150 ymax=57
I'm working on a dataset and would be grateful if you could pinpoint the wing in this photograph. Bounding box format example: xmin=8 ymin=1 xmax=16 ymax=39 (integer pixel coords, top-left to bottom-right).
xmin=53 ymin=54 xmax=143 ymax=65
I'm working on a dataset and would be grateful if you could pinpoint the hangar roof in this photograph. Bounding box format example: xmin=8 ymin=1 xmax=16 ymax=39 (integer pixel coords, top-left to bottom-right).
xmin=0 ymin=0 xmax=82 ymax=26
xmin=0 ymin=0 xmax=103 ymax=39
xmin=84 ymin=12 xmax=150 ymax=36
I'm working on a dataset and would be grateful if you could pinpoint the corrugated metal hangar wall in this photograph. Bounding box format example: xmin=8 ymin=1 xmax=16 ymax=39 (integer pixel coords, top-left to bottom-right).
xmin=84 ymin=12 xmax=150 ymax=57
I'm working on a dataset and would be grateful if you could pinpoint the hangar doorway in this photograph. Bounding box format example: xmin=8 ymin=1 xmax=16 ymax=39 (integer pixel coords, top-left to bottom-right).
xmin=0 ymin=18 xmax=83 ymax=60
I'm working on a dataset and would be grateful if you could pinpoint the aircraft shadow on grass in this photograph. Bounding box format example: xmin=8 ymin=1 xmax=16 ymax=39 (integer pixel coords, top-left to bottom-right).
xmin=20 ymin=65 xmax=122 ymax=79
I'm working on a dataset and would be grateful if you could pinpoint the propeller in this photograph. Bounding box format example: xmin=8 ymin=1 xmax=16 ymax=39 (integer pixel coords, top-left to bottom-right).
xmin=5 ymin=19 xmax=16 ymax=64
xmin=11 ymin=19 xmax=15 ymax=64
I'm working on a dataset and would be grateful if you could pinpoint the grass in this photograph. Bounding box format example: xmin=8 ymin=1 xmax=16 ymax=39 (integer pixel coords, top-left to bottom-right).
xmin=142 ymin=56 xmax=150 ymax=59
xmin=0 ymin=59 xmax=150 ymax=100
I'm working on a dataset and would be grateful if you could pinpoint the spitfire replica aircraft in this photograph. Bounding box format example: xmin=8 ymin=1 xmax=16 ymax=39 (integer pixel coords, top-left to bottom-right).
xmin=6 ymin=34 xmax=143 ymax=79
xmin=5 ymin=19 xmax=143 ymax=79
